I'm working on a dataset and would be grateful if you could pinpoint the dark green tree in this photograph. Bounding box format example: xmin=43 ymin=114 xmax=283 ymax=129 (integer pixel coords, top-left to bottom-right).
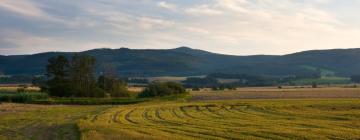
xmin=312 ymin=82 xmax=318 ymax=88
xmin=139 ymin=82 xmax=186 ymax=98
xmin=98 ymin=75 xmax=129 ymax=97
xmin=98 ymin=63 xmax=129 ymax=97
xmin=70 ymin=54 xmax=104 ymax=97
xmin=46 ymin=55 xmax=72 ymax=97
xmin=351 ymin=75 xmax=360 ymax=83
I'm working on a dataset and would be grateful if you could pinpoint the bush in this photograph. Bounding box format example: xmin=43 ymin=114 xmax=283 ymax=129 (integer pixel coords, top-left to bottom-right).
xmin=17 ymin=87 xmax=26 ymax=93
xmin=48 ymin=82 xmax=74 ymax=97
xmin=32 ymin=98 xmax=147 ymax=105
xmin=98 ymin=75 xmax=130 ymax=97
xmin=312 ymin=82 xmax=318 ymax=88
xmin=109 ymin=85 xmax=130 ymax=97
xmin=139 ymin=82 xmax=186 ymax=98
xmin=211 ymin=86 xmax=219 ymax=91
xmin=0 ymin=92 xmax=48 ymax=103
xmin=91 ymin=87 xmax=107 ymax=98
xmin=192 ymin=87 xmax=200 ymax=91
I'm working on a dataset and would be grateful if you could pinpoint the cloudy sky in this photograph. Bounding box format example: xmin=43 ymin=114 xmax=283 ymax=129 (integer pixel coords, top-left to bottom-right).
xmin=0 ymin=0 xmax=360 ymax=55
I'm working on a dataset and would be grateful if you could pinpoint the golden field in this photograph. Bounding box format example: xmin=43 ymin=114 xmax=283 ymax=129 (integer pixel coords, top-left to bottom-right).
xmin=79 ymin=99 xmax=360 ymax=140
xmin=0 ymin=87 xmax=359 ymax=140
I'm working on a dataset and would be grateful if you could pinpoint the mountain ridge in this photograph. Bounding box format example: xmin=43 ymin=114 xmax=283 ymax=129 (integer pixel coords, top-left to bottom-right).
xmin=1 ymin=47 xmax=360 ymax=77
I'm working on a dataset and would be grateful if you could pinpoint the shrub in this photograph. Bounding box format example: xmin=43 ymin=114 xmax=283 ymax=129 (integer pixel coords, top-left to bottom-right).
xmin=17 ymin=87 xmax=26 ymax=93
xmin=91 ymin=87 xmax=107 ymax=98
xmin=98 ymin=76 xmax=130 ymax=97
xmin=211 ymin=86 xmax=219 ymax=91
xmin=139 ymin=82 xmax=186 ymax=98
xmin=227 ymin=85 xmax=237 ymax=90
xmin=109 ymin=84 xmax=130 ymax=97
xmin=312 ymin=82 xmax=318 ymax=88
xmin=48 ymin=82 xmax=74 ymax=97
xmin=0 ymin=92 xmax=48 ymax=103
xmin=192 ymin=87 xmax=200 ymax=91
xmin=32 ymin=98 xmax=147 ymax=105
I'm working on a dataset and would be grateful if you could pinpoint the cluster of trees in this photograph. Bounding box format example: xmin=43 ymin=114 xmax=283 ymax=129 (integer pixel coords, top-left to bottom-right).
xmin=126 ymin=78 xmax=149 ymax=84
xmin=351 ymin=75 xmax=360 ymax=83
xmin=183 ymin=72 xmax=346 ymax=90
xmin=139 ymin=82 xmax=186 ymax=98
xmin=183 ymin=77 xmax=219 ymax=88
xmin=211 ymin=85 xmax=237 ymax=91
xmin=44 ymin=55 xmax=129 ymax=97
xmin=183 ymin=73 xmax=278 ymax=89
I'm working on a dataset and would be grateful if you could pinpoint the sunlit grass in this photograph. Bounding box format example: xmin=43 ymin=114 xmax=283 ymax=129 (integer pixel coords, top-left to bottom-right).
xmin=79 ymin=99 xmax=360 ymax=140
xmin=0 ymin=104 xmax=110 ymax=140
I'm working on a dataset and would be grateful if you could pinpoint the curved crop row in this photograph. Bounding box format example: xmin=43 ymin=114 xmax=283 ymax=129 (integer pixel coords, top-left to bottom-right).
xmin=79 ymin=100 xmax=360 ymax=140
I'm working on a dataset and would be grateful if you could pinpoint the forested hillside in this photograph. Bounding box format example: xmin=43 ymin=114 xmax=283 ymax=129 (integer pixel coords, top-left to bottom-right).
xmin=1 ymin=47 xmax=360 ymax=77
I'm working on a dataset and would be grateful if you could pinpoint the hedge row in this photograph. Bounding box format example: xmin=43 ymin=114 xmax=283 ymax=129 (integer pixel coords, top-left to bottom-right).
xmin=31 ymin=98 xmax=148 ymax=105
xmin=0 ymin=92 xmax=48 ymax=103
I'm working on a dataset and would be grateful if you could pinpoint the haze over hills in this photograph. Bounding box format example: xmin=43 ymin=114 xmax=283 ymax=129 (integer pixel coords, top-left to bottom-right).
xmin=1 ymin=47 xmax=360 ymax=77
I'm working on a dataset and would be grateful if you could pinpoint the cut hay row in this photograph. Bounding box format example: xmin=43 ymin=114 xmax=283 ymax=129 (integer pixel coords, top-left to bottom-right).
xmin=79 ymin=100 xmax=360 ymax=140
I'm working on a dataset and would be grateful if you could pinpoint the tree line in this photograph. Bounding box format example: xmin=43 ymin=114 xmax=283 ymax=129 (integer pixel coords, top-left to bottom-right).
xmin=42 ymin=54 xmax=187 ymax=98
xmin=43 ymin=54 xmax=129 ymax=97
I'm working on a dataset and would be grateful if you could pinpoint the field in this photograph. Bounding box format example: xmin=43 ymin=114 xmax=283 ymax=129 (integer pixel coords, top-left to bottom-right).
xmin=191 ymin=87 xmax=360 ymax=101
xmin=0 ymin=104 xmax=109 ymax=140
xmin=79 ymin=99 xmax=360 ymax=140
xmin=291 ymin=76 xmax=351 ymax=85
xmin=1 ymin=87 xmax=360 ymax=140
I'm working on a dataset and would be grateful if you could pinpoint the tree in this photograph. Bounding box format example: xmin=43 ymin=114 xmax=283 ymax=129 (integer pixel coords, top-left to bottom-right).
xmin=312 ymin=82 xmax=318 ymax=88
xmin=139 ymin=82 xmax=186 ymax=98
xmin=32 ymin=76 xmax=47 ymax=92
xmin=46 ymin=55 xmax=72 ymax=97
xmin=98 ymin=63 xmax=130 ymax=97
xmin=69 ymin=54 xmax=103 ymax=97
xmin=98 ymin=75 xmax=129 ymax=97
xmin=46 ymin=55 xmax=69 ymax=80
xmin=351 ymin=75 xmax=360 ymax=83
xmin=183 ymin=77 xmax=219 ymax=88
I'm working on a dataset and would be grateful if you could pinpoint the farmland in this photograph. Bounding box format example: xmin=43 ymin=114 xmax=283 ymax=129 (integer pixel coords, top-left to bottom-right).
xmin=191 ymin=87 xmax=360 ymax=101
xmin=0 ymin=104 xmax=109 ymax=140
xmin=79 ymin=99 xmax=360 ymax=140
xmin=1 ymin=87 xmax=360 ymax=140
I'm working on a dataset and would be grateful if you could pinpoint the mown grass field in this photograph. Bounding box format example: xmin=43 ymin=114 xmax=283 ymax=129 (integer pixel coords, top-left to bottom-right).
xmin=0 ymin=104 xmax=110 ymax=140
xmin=79 ymin=99 xmax=360 ymax=140
xmin=191 ymin=87 xmax=360 ymax=101
xmin=1 ymin=87 xmax=360 ymax=140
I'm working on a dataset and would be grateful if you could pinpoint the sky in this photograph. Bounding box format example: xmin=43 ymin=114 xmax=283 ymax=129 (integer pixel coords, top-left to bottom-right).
xmin=0 ymin=0 xmax=360 ymax=55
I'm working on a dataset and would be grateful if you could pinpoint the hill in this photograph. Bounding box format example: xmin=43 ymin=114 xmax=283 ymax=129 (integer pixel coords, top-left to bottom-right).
xmin=1 ymin=47 xmax=360 ymax=77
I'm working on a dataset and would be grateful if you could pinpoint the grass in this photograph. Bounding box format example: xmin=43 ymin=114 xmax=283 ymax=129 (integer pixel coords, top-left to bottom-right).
xmin=79 ymin=99 xmax=360 ymax=140
xmin=292 ymin=76 xmax=351 ymax=85
xmin=191 ymin=87 xmax=360 ymax=101
xmin=0 ymin=92 xmax=48 ymax=103
xmin=0 ymin=88 xmax=359 ymax=140
xmin=33 ymin=97 xmax=149 ymax=105
xmin=0 ymin=103 xmax=110 ymax=140
xmin=147 ymin=76 xmax=188 ymax=82
xmin=0 ymin=86 xmax=40 ymax=94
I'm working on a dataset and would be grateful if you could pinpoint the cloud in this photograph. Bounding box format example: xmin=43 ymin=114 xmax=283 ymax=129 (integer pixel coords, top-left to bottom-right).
xmin=138 ymin=17 xmax=175 ymax=30
xmin=158 ymin=1 xmax=177 ymax=11
xmin=0 ymin=0 xmax=66 ymax=23
xmin=0 ymin=29 xmax=57 ymax=55
xmin=185 ymin=4 xmax=223 ymax=16
xmin=0 ymin=30 xmax=53 ymax=47
xmin=1 ymin=0 xmax=360 ymax=55
xmin=0 ymin=0 xmax=45 ymax=18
